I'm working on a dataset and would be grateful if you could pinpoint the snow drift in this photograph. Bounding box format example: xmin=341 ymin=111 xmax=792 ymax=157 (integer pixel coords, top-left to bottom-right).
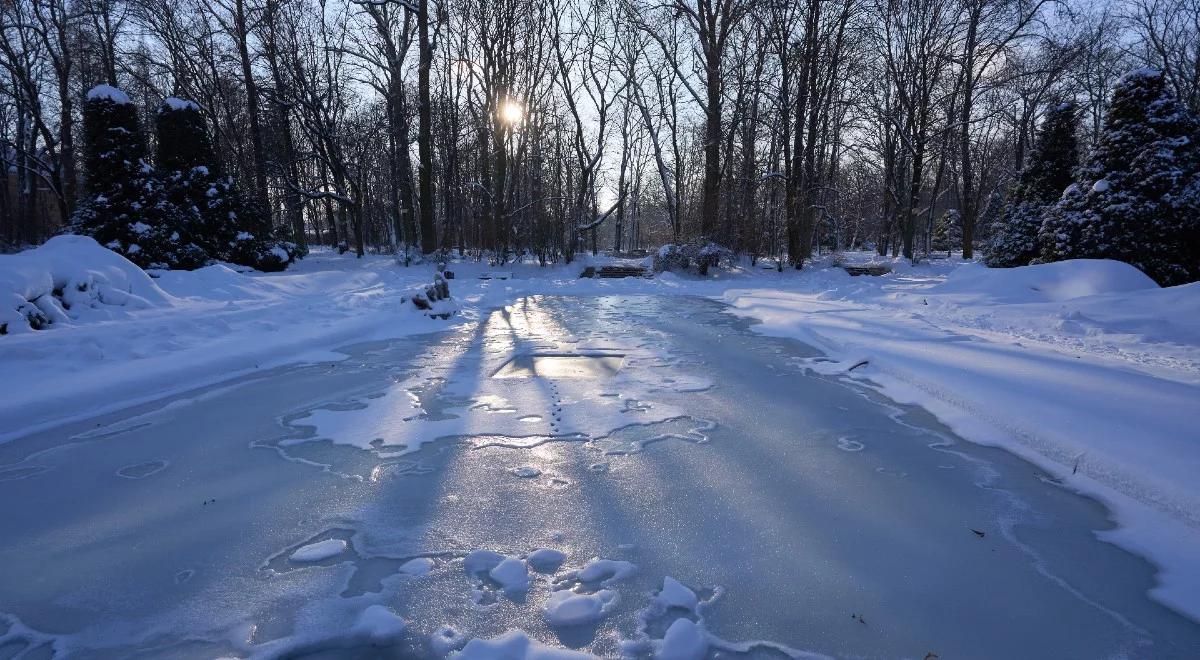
xmin=1 ymin=235 xmax=173 ymax=334
xmin=930 ymin=258 xmax=1158 ymax=303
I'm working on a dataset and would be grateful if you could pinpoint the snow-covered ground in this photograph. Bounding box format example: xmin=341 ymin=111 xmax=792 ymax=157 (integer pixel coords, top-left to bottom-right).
xmin=2 ymin=239 xmax=1199 ymax=656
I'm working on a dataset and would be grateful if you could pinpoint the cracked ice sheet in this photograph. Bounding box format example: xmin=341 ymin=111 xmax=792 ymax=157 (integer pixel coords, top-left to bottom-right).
xmin=285 ymin=305 xmax=710 ymax=456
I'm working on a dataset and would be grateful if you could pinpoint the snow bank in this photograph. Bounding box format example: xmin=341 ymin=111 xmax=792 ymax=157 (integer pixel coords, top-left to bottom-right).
xmin=542 ymin=589 xmax=618 ymax=626
xmin=722 ymin=256 xmax=1200 ymax=620
xmin=931 ymin=259 xmax=1158 ymax=303
xmin=1 ymin=235 xmax=172 ymax=334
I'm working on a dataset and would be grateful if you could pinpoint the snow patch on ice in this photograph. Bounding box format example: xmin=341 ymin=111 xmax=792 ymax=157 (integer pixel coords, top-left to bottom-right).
xmin=290 ymin=539 xmax=347 ymax=562
xmin=543 ymin=589 xmax=618 ymax=626
xmin=454 ymin=629 xmax=595 ymax=659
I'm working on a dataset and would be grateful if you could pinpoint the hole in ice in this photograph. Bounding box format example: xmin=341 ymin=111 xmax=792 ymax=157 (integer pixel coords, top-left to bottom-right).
xmin=116 ymin=460 xmax=169 ymax=479
xmin=510 ymin=466 xmax=542 ymax=478
xmin=493 ymin=353 xmax=626 ymax=379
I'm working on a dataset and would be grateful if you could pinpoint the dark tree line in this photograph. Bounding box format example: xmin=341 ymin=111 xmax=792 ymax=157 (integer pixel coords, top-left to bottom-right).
xmin=3 ymin=0 xmax=1199 ymax=279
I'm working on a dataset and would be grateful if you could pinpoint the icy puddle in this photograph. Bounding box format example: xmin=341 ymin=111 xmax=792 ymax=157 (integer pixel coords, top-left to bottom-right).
xmin=494 ymin=354 xmax=626 ymax=379
xmin=0 ymin=295 xmax=1198 ymax=659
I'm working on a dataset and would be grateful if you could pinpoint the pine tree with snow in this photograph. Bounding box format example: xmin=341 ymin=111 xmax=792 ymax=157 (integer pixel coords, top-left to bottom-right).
xmin=154 ymin=98 xmax=297 ymax=272
xmin=985 ymin=102 xmax=1079 ymax=267
xmin=72 ymin=85 xmax=207 ymax=269
xmin=1038 ymin=69 xmax=1200 ymax=285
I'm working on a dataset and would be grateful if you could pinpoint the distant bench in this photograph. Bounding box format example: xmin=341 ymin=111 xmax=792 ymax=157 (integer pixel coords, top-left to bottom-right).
xmin=842 ymin=265 xmax=891 ymax=276
xmin=580 ymin=265 xmax=648 ymax=278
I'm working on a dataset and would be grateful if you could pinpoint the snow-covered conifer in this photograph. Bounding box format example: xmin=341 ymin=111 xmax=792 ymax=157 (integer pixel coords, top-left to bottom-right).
xmin=985 ymin=102 xmax=1078 ymax=267
xmin=72 ymin=86 xmax=206 ymax=269
xmin=1038 ymin=69 xmax=1200 ymax=285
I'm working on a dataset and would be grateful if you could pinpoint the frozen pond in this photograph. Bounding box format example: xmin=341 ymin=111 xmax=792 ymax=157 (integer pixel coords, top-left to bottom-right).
xmin=0 ymin=295 xmax=1197 ymax=658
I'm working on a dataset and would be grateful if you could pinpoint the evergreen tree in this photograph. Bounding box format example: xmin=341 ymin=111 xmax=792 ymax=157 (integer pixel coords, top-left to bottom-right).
xmin=71 ymin=85 xmax=207 ymax=269
xmin=1039 ymin=69 xmax=1200 ymax=285
xmin=985 ymin=102 xmax=1079 ymax=267
xmin=155 ymin=98 xmax=297 ymax=272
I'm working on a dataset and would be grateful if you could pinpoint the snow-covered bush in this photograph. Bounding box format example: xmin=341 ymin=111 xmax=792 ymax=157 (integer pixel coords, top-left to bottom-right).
xmin=653 ymin=241 xmax=733 ymax=275
xmin=653 ymin=244 xmax=689 ymax=273
xmin=1038 ymin=69 xmax=1200 ymax=285
xmin=986 ymin=102 xmax=1079 ymax=268
xmin=1 ymin=235 xmax=172 ymax=334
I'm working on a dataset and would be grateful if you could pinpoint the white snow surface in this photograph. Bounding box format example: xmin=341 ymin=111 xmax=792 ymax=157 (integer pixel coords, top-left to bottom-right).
xmin=3 ymin=244 xmax=1200 ymax=621
xmin=454 ymin=629 xmax=594 ymax=659
xmin=86 ymin=84 xmax=131 ymax=104
xmin=161 ymin=97 xmax=200 ymax=112
xmin=289 ymin=539 xmax=347 ymax=563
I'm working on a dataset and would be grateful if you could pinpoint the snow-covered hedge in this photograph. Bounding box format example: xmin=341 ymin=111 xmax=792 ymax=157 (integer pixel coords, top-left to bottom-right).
xmin=0 ymin=236 xmax=172 ymax=335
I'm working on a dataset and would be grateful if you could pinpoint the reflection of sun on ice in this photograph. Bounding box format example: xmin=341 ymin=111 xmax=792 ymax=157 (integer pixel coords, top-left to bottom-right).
xmin=500 ymin=100 xmax=523 ymax=124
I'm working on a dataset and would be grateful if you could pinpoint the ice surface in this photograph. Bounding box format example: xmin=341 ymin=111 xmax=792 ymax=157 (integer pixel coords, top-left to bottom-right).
xmin=494 ymin=354 xmax=626 ymax=379
xmin=2 ymin=292 xmax=1199 ymax=657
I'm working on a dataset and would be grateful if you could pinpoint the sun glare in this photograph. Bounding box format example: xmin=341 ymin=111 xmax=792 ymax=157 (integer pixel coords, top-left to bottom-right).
xmin=501 ymin=101 xmax=524 ymax=124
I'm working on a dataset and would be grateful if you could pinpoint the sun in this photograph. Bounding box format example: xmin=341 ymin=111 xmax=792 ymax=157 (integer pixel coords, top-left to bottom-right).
xmin=500 ymin=100 xmax=524 ymax=125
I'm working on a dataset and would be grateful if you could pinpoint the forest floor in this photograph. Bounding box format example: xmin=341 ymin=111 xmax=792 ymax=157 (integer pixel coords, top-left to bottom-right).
xmin=1 ymin=240 xmax=1198 ymax=657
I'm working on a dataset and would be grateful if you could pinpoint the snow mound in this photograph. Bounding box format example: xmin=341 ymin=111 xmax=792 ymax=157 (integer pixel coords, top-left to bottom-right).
xmin=526 ymin=548 xmax=566 ymax=572
xmin=932 ymin=259 xmax=1158 ymax=303
xmin=289 ymin=538 xmax=347 ymax=562
xmin=464 ymin=549 xmax=506 ymax=574
xmin=655 ymin=618 xmax=707 ymax=660
xmin=349 ymin=605 xmax=406 ymax=645
xmin=572 ymin=558 xmax=636 ymax=586
xmin=1 ymin=235 xmax=173 ymax=334
xmin=543 ymin=589 xmax=618 ymax=626
xmin=86 ymin=84 xmax=131 ymax=104
xmin=489 ymin=557 xmax=530 ymax=592
xmin=655 ymin=577 xmax=698 ymax=611
xmin=454 ymin=629 xmax=594 ymax=659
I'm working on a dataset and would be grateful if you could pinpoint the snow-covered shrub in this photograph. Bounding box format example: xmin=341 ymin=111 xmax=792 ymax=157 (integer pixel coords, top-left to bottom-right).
xmin=653 ymin=241 xmax=733 ymax=275
xmin=987 ymin=102 xmax=1080 ymax=268
xmin=1 ymin=235 xmax=172 ymax=334
xmin=653 ymin=244 xmax=689 ymax=273
xmin=1038 ymin=69 xmax=1200 ymax=285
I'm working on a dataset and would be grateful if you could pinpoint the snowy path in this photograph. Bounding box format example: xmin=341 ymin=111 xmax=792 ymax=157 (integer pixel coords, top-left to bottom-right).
xmin=1 ymin=295 xmax=1198 ymax=658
